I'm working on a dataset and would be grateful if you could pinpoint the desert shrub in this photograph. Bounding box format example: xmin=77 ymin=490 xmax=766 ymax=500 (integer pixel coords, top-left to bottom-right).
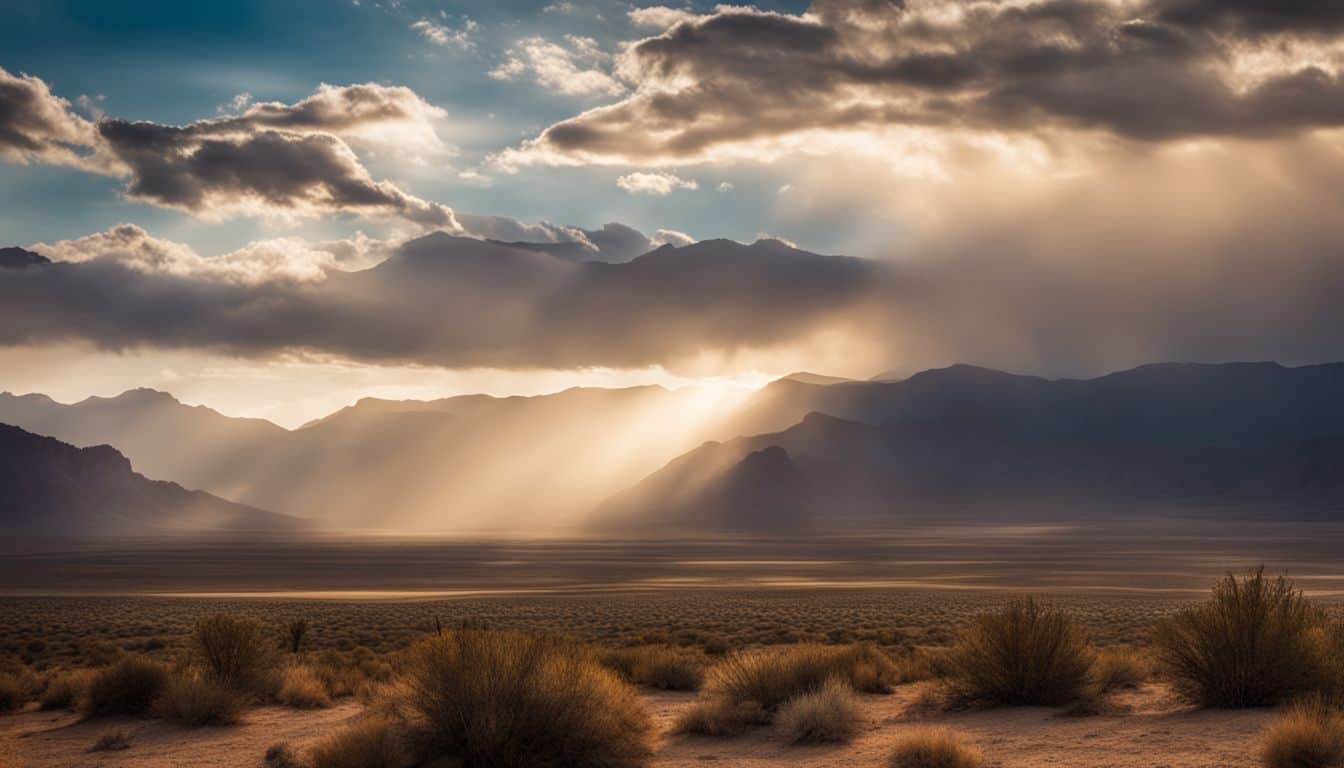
xmin=277 ymin=666 xmax=331 ymax=709
xmin=1092 ymin=647 xmax=1152 ymax=693
xmin=90 ymin=728 xmax=132 ymax=752
xmin=708 ymin=643 xmax=897 ymax=714
xmin=266 ymin=742 xmax=305 ymax=768
xmin=1260 ymin=697 xmax=1344 ymax=768
xmin=887 ymin=727 xmax=984 ymax=768
xmin=0 ymin=673 xmax=26 ymax=712
xmin=310 ymin=717 xmax=410 ymax=768
xmin=894 ymin=647 xmax=954 ymax=684
xmin=947 ymin=598 xmax=1093 ymax=707
xmin=287 ymin=620 xmax=310 ymax=655
xmin=156 ymin=672 xmax=244 ymax=726
xmin=82 ymin=655 xmax=168 ymax=716
xmin=190 ymin=615 xmax=277 ymax=694
xmin=1154 ymin=570 xmax=1328 ymax=707
xmin=601 ymin=646 xmax=704 ymax=691
xmin=397 ymin=630 xmax=652 ymax=768
xmin=676 ymin=697 xmax=768 ymax=736
xmin=776 ymin=678 xmax=862 ymax=744
xmin=39 ymin=669 xmax=94 ymax=710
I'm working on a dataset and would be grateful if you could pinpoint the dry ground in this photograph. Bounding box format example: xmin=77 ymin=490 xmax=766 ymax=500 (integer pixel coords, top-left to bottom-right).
xmin=0 ymin=682 xmax=1272 ymax=768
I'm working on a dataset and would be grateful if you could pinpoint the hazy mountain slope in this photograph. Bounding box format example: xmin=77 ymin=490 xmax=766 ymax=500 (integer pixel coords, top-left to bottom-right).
xmin=0 ymin=389 xmax=287 ymax=502
xmin=605 ymin=362 xmax=1344 ymax=528
xmin=0 ymin=423 xmax=298 ymax=535
xmin=599 ymin=444 xmax=812 ymax=531
xmin=0 ymin=384 xmax=750 ymax=530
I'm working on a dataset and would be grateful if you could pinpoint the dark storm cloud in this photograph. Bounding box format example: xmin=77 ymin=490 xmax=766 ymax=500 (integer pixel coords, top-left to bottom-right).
xmin=503 ymin=0 xmax=1344 ymax=165
xmin=0 ymin=73 xmax=457 ymax=226
xmin=0 ymin=232 xmax=881 ymax=369
xmin=0 ymin=66 xmax=99 ymax=166
xmin=98 ymin=120 xmax=456 ymax=226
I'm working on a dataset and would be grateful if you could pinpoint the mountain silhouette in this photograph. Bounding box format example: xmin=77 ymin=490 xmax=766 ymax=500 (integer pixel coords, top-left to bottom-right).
xmin=0 ymin=423 xmax=300 ymax=535
xmin=602 ymin=362 xmax=1344 ymax=528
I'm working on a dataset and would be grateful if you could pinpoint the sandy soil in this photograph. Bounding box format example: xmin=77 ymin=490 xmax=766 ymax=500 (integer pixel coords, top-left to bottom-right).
xmin=0 ymin=702 xmax=361 ymax=767
xmin=1 ymin=683 xmax=1273 ymax=768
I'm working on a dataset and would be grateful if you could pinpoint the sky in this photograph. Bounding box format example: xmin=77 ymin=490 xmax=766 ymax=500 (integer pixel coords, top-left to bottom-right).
xmin=3 ymin=0 xmax=1344 ymax=425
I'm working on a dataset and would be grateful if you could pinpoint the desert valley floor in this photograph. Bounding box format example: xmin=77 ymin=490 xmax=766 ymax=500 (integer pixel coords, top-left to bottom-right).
xmin=2 ymin=521 xmax=1342 ymax=767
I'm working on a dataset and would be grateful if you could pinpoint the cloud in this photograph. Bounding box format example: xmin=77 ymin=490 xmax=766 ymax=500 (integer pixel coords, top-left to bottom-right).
xmin=627 ymin=5 xmax=702 ymax=30
xmin=29 ymin=224 xmax=396 ymax=284
xmin=498 ymin=0 xmax=1344 ymax=167
xmin=490 ymin=35 xmax=626 ymax=97
xmin=455 ymin=215 xmax=660 ymax=262
xmin=0 ymin=71 xmax=459 ymax=228
xmin=0 ymin=230 xmax=882 ymax=370
xmin=410 ymin=17 xmax=478 ymax=50
xmin=97 ymin=120 xmax=457 ymax=226
xmin=616 ymin=171 xmax=698 ymax=195
xmin=0 ymin=66 xmax=101 ymax=167
xmin=651 ymin=228 xmax=695 ymax=247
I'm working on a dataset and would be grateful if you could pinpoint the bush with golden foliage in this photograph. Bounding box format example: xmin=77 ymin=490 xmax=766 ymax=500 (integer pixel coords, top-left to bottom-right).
xmin=156 ymin=671 xmax=244 ymax=726
xmin=1154 ymin=569 xmax=1330 ymax=708
xmin=0 ymin=673 xmax=26 ymax=713
xmin=677 ymin=643 xmax=895 ymax=736
xmin=277 ymin=665 xmax=332 ymax=709
xmin=1091 ymin=647 xmax=1153 ymax=693
xmin=310 ymin=717 xmax=409 ymax=768
xmin=39 ymin=669 xmax=94 ymax=711
xmin=190 ymin=614 xmax=278 ymax=695
xmin=396 ymin=630 xmax=652 ymax=768
xmin=712 ymin=644 xmax=896 ymax=711
xmin=601 ymin=645 xmax=705 ymax=690
xmin=887 ymin=727 xmax=984 ymax=768
xmin=1260 ymin=697 xmax=1344 ymax=768
xmin=775 ymin=677 xmax=863 ymax=744
xmin=947 ymin=598 xmax=1094 ymax=707
xmin=81 ymin=655 xmax=168 ymax=716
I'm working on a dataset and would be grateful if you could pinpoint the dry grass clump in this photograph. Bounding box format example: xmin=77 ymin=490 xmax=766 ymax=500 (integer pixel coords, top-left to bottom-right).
xmin=81 ymin=655 xmax=168 ymax=716
xmin=310 ymin=717 xmax=409 ymax=768
xmin=0 ymin=673 xmax=26 ymax=712
xmin=89 ymin=728 xmax=133 ymax=752
xmin=190 ymin=614 xmax=278 ymax=694
xmin=677 ymin=643 xmax=895 ymax=737
xmin=265 ymin=742 xmax=306 ymax=768
xmin=601 ymin=645 xmax=705 ymax=691
xmin=887 ymin=727 xmax=984 ymax=768
xmin=893 ymin=647 xmax=955 ymax=685
xmin=1260 ymin=697 xmax=1344 ymax=768
xmin=712 ymin=644 xmax=896 ymax=712
xmin=155 ymin=672 xmax=244 ymax=726
xmin=775 ymin=678 xmax=863 ymax=744
xmin=277 ymin=665 xmax=332 ymax=709
xmin=1091 ymin=647 xmax=1153 ymax=693
xmin=947 ymin=598 xmax=1094 ymax=707
xmin=1154 ymin=570 xmax=1330 ymax=708
xmin=397 ymin=629 xmax=652 ymax=768
xmin=676 ymin=697 xmax=769 ymax=737
xmin=39 ymin=668 xmax=94 ymax=711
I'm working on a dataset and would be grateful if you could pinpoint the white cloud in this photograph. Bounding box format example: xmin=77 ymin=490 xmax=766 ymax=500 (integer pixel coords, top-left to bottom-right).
xmin=411 ymin=17 xmax=478 ymax=50
xmin=616 ymin=171 xmax=698 ymax=195
xmin=652 ymin=228 xmax=696 ymax=247
xmin=627 ymin=5 xmax=701 ymax=29
xmin=717 ymin=181 xmax=734 ymax=192
xmin=29 ymin=224 xmax=398 ymax=285
xmin=490 ymin=35 xmax=625 ymax=97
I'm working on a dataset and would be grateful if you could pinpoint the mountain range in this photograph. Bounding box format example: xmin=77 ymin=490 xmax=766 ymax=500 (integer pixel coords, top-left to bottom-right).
xmin=4 ymin=360 xmax=1344 ymax=535
xmin=0 ymin=423 xmax=297 ymax=535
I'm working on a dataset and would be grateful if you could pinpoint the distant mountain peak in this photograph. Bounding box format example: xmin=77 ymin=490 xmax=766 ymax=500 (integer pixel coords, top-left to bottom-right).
xmin=0 ymin=246 xmax=51 ymax=269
